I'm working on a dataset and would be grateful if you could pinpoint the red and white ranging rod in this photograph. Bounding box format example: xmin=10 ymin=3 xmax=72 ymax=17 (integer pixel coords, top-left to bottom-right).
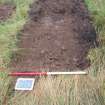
xmin=9 ymin=71 xmax=87 ymax=76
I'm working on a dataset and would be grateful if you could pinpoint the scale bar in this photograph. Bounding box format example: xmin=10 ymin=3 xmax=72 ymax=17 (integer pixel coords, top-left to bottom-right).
xmin=9 ymin=71 xmax=87 ymax=76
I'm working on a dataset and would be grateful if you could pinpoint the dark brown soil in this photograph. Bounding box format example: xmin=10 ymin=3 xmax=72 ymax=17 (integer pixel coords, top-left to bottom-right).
xmin=11 ymin=0 xmax=98 ymax=71
xmin=0 ymin=3 xmax=15 ymax=22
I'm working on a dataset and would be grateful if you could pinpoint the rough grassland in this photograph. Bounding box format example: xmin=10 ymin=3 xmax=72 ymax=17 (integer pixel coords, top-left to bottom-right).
xmin=0 ymin=0 xmax=33 ymax=104
xmin=0 ymin=0 xmax=105 ymax=105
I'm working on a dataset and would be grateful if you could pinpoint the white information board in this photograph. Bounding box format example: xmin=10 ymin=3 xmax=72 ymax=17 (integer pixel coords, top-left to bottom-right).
xmin=15 ymin=78 xmax=35 ymax=90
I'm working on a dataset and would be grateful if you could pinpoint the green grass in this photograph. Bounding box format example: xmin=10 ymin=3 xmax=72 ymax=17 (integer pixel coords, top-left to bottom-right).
xmin=0 ymin=0 xmax=33 ymax=67
xmin=0 ymin=0 xmax=33 ymax=104
xmin=85 ymin=0 xmax=105 ymax=45
xmin=0 ymin=0 xmax=105 ymax=105
xmin=85 ymin=0 xmax=105 ymax=76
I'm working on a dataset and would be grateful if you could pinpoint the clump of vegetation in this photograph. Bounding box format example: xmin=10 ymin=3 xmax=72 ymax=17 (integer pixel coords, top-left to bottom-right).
xmin=85 ymin=0 xmax=105 ymax=75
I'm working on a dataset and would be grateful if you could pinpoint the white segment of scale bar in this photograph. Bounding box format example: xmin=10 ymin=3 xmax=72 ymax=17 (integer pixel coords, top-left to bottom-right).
xmin=47 ymin=71 xmax=87 ymax=75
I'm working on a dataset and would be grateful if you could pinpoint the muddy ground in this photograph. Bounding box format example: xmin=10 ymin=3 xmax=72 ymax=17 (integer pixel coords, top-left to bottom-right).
xmin=11 ymin=0 xmax=97 ymax=71
xmin=0 ymin=3 xmax=15 ymax=22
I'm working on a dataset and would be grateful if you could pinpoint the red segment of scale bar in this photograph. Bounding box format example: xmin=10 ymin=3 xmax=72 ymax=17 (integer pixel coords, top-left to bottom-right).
xmin=9 ymin=72 xmax=48 ymax=76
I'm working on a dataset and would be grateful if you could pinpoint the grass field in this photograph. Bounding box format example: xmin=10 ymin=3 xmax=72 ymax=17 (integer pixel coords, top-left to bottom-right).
xmin=0 ymin=0 xmax=33 ymax=104
xmin=0 ymin=0 xmax=105 ymax=105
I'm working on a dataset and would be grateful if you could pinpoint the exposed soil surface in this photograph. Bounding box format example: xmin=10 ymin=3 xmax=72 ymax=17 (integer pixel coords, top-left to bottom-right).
xmin=0 ymin=3 xmax=15 ymax=22
xmin=11 ymin=0 xmax=97 ymax=71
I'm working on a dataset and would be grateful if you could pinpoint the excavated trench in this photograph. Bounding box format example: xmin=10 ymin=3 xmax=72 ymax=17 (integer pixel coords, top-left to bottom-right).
xmin=10 ymin=0 xmax=98 ymax=72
